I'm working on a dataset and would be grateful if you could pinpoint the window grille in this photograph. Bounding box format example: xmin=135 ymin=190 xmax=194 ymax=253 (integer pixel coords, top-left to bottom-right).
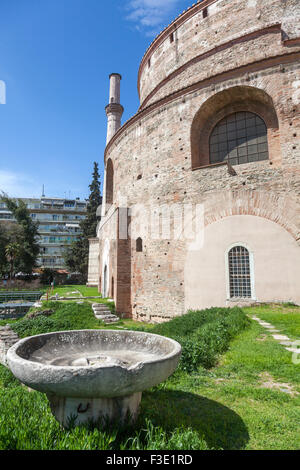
xmin=210 ymin=112 xmax=269 ymax=165
xmin=228 ymin=246 xmax=252 ymax=298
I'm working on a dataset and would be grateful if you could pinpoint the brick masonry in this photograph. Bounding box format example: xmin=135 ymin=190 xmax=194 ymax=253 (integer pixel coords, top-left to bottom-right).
xmin=138 ymin=0 xmax=300 ymax=107
xmin=92 ymin=0 xmax=300 ymax=322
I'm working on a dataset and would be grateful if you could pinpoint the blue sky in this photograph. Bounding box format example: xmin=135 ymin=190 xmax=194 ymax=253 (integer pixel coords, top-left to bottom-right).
xmin=0 ymin=0 xmax=193 ymax=200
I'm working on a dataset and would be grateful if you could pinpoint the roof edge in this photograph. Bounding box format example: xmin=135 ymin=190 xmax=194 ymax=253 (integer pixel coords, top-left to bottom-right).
xmin=137 ymin=0 xmax=218 ymax=100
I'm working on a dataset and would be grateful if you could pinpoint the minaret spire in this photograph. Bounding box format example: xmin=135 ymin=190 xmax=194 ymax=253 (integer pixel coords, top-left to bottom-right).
xmin=105 ymin=73 xmax=124 ymax=144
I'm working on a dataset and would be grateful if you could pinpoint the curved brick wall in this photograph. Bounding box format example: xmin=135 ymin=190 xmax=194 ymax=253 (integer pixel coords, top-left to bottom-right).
xmin=138 ymin=0 xmax=300 ymax=108
xmin=97 ymin=0 xmax=300 ymax=321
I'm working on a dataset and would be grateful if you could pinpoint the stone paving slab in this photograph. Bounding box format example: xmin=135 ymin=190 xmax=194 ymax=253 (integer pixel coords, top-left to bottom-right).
xmin=272 ymin=334 xmax=290 ymax=341
xmin=251 ymin=316 xmax=299 ymax=355
xmin=285 ymin=347 xmax=300 ymax=353
xmin=280 ymin=341 xmax=294 ymax=346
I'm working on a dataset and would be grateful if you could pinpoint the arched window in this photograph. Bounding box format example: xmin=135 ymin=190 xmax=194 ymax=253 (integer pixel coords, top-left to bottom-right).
xmin=136 ymin=238 xmax=143 ymax=252
xmin=228 ymin=246 xmax=252 ymax=298
xmin=210 ymin=112 xmax=268 ymax=166
xmin=106 ymin=159 xmax=114 ymax=205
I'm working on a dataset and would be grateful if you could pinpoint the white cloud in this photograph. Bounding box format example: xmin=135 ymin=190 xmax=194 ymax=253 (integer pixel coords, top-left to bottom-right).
xmin=0 ymin=170 xmax=41 ymax=199
xmin=125 ymin=0 xmax=181 ymax=36
xmin=0 ymin=80 xmax=6 ymax=105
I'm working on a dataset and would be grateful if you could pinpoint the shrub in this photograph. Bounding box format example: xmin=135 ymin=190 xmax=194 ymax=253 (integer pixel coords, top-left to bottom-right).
xmin=11 ymin=302 xmax=104 ymax=338
xmin=10 ymin=302 xmax=249 ymax=373
xmin=11 ymin=315 xmax=59 ymax=338
xmin=151 ymin=307 xmax=250 ymax=373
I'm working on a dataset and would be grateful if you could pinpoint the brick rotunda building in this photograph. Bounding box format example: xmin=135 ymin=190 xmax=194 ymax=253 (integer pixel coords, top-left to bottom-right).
xmin=88 ymin=0 xmax=300 ymax=322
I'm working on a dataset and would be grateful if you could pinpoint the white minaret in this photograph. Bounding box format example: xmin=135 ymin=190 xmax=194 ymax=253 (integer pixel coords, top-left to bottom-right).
xmin=101 ymin=74 xmax=124 ymax=218
xmin=105 ymin=73 xmax=124 ymax=144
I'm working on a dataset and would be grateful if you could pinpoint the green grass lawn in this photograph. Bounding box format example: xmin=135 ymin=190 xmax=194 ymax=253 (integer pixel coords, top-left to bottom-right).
xmin=244 ymin=304 xmax=300 ymax=340
xmin=0 ymin=303 xmax=299 ymax=450
xmin=75 ymin=285 xmax=101 ymax=297
xmin=141 ymin=314 xmax=300 ymax=450
xmin=46 ymin=285 xmax=98 ymax=297
xmin=0 ymin=285 xmax=101 ymax=299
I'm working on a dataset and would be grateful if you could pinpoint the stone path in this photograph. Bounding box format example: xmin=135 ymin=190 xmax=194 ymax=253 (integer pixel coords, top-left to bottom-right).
xmin=0 ymin=326 xmax=20 ymax=366
xmin=92 ymin=303 xmax=120 ymax=324
xmin=252 ymin=316 xmax=299 ymax=353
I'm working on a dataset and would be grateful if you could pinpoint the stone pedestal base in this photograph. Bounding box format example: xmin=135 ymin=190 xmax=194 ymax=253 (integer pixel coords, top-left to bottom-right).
xmin=47 ymin=392 xmax=142 ymax=428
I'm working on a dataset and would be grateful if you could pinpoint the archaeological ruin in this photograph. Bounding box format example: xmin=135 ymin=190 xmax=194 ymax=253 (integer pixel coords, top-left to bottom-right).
xmin=87 ymin=0 xmax=300 ymax=323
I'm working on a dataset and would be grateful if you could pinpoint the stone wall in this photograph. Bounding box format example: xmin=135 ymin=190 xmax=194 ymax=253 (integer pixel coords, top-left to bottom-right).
xmin=138 ymin=0 xmax=300 ymax=107
xmin=87 ymin=238 xmax=100 ymax=287
xmin=97 ymin=0 xmax=300 ymax=321
xmin=0 ymin=326 xmax=20 ymax=367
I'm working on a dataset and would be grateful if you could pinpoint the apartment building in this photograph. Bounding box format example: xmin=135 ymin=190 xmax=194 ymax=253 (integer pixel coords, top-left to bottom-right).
xmin=0 ymin=197 xmax=87 ymax=269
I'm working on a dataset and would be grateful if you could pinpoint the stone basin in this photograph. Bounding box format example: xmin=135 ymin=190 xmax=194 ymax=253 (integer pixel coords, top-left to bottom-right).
xmin=7 ymin=329 xmax=181 ymax=427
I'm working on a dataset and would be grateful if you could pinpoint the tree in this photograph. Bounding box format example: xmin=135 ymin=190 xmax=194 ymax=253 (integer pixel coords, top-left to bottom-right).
xmin=5 ymin=242 xmax=21 ymax=280
xmin=64 ymin=238 xmax=88 ymax=275
xmin=0 ymin=224 xmax=8 ymax=275
xmin=80 ymin=162 xmax=102 ymax=239
xmin=0 ymin=221 xmax=23 ymax=276
xmin=0 ymin=194 xmax=40 ymax=274
xmin=64 ymin=162 xmax=102 ymax=276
